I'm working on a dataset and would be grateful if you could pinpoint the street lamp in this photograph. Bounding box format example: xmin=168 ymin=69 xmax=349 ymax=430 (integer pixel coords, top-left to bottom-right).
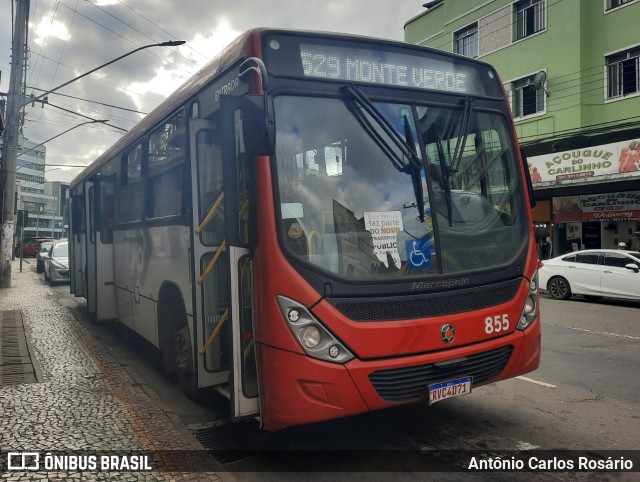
xmin=26 ymin=40 xmax=186 ymax=106
xmin=2 ymin=38 xmax=186 ymax=287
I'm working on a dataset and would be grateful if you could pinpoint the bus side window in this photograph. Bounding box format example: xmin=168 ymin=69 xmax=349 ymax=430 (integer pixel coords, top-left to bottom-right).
xmin=72 ymin=194 xmax=85 ymax=240
xmin=120 ymin=144 xmax=145 ymax=223
xmin=147 ymin=109 xmax=186 ymax=219
xmin=99 ymin=176 xmax=115 ymax=244
xmin=196 ymin=123 xmax=225 ymax=247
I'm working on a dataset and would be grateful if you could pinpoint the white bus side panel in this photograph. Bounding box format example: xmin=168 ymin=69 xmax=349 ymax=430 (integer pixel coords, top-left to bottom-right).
xmin=94 ymin=241 xmax=117 ymax=321
xmin=113 ymin=225 xmax=191 ymax=348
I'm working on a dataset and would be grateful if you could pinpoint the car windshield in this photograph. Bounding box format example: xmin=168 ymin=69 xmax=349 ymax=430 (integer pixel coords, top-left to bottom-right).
xmin=628 ymin=252 xmax=640 ymax=262
xmin=52 ymin=243 xmax=69 ymax=258
xmin=273 ymin=95 xmax=528 ymax=280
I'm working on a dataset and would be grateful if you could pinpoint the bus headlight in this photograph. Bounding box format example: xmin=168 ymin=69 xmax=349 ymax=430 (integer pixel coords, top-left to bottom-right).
xmin=277 ymin=295 xmax=354 ymax=363
xmin=517 ymin=271 xmax=539 ymax=331
xmin=300 ymin=325 xmax=321 ymax=348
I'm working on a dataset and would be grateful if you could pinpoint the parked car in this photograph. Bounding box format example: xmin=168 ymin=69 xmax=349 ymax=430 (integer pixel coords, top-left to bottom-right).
xmin=36 ymin=241 xmax=55 ymax=273
xmin=43 ymin=240 xmax=70 ymax=284
xmin=16 ymin=237 xmax=56 ymax=258
xmin=539 ymin=249 xmax=640 ymax=301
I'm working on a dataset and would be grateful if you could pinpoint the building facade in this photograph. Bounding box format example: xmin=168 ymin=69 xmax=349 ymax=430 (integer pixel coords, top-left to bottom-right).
xmin=10 ymin=138 xmax=67 ymax=239
xmin=405 ymin=0 xmax=640 ymax=255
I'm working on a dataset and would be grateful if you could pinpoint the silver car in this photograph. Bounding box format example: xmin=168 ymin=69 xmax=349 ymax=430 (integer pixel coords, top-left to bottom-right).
xmin=43 ymin=241 xmax=70 ymax=284
xmin=539 ymin=249 xmax=640 ymax=301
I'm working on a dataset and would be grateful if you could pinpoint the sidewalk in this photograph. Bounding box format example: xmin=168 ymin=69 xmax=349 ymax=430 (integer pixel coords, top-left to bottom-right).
xmin=0 ymin=260 xmax=223 ymax=481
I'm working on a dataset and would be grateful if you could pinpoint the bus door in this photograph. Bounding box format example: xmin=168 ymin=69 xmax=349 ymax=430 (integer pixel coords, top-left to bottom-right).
xmin=84 ymin=181 xmax=97 ymax=316
xmin=189 ymin=103 xmax=259 ymax=419
xmin=69 ymin=193 xmax=86 ymax=298
xmin=94 ymin=175 xmax=117 ymax=321
xmin=85 ymin=176 xmax=117 ymax=321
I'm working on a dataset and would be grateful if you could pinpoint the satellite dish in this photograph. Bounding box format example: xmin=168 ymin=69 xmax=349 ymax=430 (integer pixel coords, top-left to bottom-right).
xmin=532 ymin=71 xmax=549 ymax=96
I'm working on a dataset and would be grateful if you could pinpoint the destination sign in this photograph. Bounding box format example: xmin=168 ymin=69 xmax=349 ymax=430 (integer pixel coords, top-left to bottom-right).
xmin=301 ymin=45 xmax=467 ymax=93
xmin=263 ymin=34 xmax=502 ymax=98
xmin=295 ymin=43 xmax=498 ymax=96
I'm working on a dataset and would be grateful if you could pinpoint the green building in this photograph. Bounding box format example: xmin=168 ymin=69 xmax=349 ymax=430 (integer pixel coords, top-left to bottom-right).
xmin=405 ymin=0 xmax=640 ymax=254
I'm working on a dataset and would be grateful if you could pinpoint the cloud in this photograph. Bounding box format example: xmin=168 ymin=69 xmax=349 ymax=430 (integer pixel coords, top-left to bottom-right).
xmin=1 ymin=0 xmax=426 ymax=183
xmin=31 ymin=13 xmax=70 ymax=46
xmin=123 ymin=18 xmax=240 ymax=112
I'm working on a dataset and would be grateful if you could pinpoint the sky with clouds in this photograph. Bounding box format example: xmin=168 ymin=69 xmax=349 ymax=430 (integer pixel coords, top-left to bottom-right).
xmin=1 ymin=0 xmax=426 ymax=183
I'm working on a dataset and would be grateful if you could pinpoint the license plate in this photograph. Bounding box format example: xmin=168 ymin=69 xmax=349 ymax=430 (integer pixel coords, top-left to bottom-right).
xmin=428 ymin=376 xmax=472 ymax=405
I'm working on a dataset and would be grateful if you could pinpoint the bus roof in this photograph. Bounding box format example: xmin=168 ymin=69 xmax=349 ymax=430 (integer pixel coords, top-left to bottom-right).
xmin=70 ymin=28 xmax=259 ymax=187
xmin=70 ymin=27 xmax=500 ymax=187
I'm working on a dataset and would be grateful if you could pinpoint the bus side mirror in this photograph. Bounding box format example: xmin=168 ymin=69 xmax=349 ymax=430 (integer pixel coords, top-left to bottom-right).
xmin=242 ymin=95 xmax=275 ymax=156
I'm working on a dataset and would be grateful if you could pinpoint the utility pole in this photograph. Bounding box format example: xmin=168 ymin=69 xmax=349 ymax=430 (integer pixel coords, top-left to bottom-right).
xmin=1 ymin=0 xmax=30 ymax=288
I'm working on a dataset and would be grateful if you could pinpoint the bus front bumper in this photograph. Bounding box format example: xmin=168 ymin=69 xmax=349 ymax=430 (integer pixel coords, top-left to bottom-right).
xmin=258 ymin=317 xmax=540 ymax=431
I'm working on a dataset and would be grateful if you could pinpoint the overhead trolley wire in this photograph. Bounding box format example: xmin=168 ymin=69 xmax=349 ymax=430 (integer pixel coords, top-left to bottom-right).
xmin=26 ymin=86 xmax=148 ymax=115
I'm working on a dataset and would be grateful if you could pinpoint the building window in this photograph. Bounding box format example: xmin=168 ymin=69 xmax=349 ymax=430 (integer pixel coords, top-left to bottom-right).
xmin=454 ymin=23 xmax=478 ymax=58
xmin=607 ymin=47 xmax=640 ymax=99
xmin=512 ymin=75 xmax=545 ymax=118
xmin=514 ymin=0 xmax=545 ymax=40
xmin=606 ymin=0 xmax=634 ymax=11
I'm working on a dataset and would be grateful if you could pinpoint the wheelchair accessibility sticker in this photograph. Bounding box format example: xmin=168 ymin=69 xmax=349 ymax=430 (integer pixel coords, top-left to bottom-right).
xmin=406 ymin=239 xmax=432 ymax=270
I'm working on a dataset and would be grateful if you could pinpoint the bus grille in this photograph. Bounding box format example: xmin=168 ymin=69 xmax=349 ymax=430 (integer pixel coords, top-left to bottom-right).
xmin=368 ymin=345 xmax=514 ymax=402
xmin=329 ymin=278 xmax=521 ymax=321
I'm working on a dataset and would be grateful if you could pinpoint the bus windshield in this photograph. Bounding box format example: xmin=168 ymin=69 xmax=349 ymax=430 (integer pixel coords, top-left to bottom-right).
xmin=274 ymin=94 xmax=528 ymax=279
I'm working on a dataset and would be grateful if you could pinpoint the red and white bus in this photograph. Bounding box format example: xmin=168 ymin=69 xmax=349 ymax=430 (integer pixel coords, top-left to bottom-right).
xmin=69 ymin=28 xmax=540 ymax=431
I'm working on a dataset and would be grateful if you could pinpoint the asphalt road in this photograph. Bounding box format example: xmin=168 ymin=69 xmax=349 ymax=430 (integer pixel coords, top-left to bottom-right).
xmin=47 ymin=278 xmax=640 ymax=480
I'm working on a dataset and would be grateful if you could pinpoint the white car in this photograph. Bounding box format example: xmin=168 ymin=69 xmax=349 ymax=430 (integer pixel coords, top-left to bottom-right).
xmin=539 ymin=249 xmax=640 ymax=301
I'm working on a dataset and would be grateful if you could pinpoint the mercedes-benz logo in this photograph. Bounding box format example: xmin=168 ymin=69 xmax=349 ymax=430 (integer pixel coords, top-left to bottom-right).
xmin=440 ymin=324 xmax=456 ymax=344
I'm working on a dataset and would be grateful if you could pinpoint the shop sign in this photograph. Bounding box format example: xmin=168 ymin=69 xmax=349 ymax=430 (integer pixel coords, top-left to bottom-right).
xmin=528 ymin=139 xmax=640 ymax=184
xmin=553 ymin=191 xmax=640 ymax=223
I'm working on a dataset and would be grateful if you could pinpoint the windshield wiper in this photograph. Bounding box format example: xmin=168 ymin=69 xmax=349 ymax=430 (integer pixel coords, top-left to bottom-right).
xmin=429 ymin=125 xmax=454 ymax=227
xmin=450 ymin=96 xmax=474 ymax=175
xmin=343 ymin=85 xmax=422 ymax=168
xmin=343 ymin=84 xmax=425 ymax=221
xmin=435 ymin=96 xmax=474 ymax=226
xmin=403 ymin=114 xmax=425 ymax=223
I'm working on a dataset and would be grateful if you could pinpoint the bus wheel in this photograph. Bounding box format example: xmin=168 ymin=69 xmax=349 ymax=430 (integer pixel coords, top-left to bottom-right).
xmin=175 ymin=324 xmax=198 ymax=399
xmin=548 ymin=276 xmax=571 ymax=300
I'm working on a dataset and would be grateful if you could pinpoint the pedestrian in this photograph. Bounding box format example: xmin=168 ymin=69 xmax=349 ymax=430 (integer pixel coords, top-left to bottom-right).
xmin=539 ymin=237 xmax=551 ymax=260
xmin=617 ymin=241 xmax=626 ymax=250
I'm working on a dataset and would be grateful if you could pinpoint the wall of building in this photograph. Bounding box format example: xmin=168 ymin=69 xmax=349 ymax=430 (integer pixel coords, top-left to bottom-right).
xmin=580 ymin=1 xmax=640 ymax=133
xmin=405 ymin=0 xmax=640 ymax=255
xmin=404 ymin=0 xmax=640 ymax=152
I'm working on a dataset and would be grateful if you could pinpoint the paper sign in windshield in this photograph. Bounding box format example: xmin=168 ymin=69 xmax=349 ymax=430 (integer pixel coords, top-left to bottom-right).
xmin=364 ymin=211 xmax=403 ymax=269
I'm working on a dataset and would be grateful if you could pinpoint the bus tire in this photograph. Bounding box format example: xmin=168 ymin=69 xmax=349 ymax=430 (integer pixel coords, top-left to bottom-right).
xmin=158 ymin=284 xmax=184 ymax=377
xmin=175 ymin=324 xmax=198 ymax=400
